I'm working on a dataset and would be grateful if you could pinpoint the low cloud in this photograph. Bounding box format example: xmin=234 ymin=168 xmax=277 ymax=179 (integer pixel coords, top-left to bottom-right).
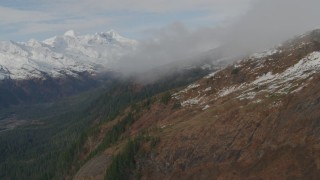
xmin=116 ymin=0 xmax=320 ymax=77
xmin=115 ymin=23 xmax=222 ymax=75
xmin=222 ymin=0 xmax=320 ymax=56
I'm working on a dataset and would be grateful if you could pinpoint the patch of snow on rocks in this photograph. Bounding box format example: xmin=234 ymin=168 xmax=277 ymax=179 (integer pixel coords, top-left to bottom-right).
xmin=253 ymin=51 xmax=320 ymax=93
xmin=181 ymin=96 xmax=204 ymax=107
xmin=218 ymin=85 xmax=240 ymax=97
xmin=253 ymin=72 xmax=275 ymax=85
xmin=172 ymin=83 xmax=201 ymax=100
xmin=203 ymin=87 xmax=212 ymax=92
xmin=290 ymin=86 xmax=304 ymax=94
xmin=237 ymin=92 xmax=256 ymax=100
xmin=253 ymin=99 xmax=262 ymax=104
xmin=205 ymin=70 xmax=220 ymax=79
xmin=182 ymin=83 xmax=200 ymax=93
xmin=202 ymin=105 xmax=210 ymax=110
xmin=251 ymin=49 xmax=279 ymax=59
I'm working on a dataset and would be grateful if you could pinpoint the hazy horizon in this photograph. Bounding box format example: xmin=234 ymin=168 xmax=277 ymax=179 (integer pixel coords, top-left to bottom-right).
xmin=1 ymin=0 xmax=320 ymax=76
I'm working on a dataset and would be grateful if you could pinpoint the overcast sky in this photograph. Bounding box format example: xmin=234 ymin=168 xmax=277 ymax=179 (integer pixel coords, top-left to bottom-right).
xmin=112 ymin=0 xmax=320 ymax=75
xmin=223 ymin=0 xmax=320 ymax=57
xmin=0 ymin=0 xmax=254 ymax=41
xmin=1 ymin=0 xmax=320 ymax=77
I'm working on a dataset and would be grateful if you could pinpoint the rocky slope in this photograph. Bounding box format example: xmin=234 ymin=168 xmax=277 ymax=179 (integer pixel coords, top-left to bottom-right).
xmin=74 ymin=29 xmax=320 ymax=179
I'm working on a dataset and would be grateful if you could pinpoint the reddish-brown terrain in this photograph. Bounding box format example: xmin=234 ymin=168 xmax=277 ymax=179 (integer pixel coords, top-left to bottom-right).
xmin=75 ymin=30 xmax=320 ymax=179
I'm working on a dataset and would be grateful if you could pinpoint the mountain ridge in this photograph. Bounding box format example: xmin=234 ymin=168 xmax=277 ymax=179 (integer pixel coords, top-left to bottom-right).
xmin=0 ymin=30 xmax=137 ymax=80
xmin=73 ymin=29 xmax=320 ymax=179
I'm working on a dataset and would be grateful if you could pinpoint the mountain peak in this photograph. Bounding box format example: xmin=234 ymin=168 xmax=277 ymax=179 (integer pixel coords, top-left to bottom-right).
xmin=0 ymin=28 xmax=138 ymax=80
xmin=106 ymin=29 xmax=120 ymax=37
xmin=96 ymin=29 xmax=122 ymax=40
xmin=64 ymin=30 xmax=78 ymax=37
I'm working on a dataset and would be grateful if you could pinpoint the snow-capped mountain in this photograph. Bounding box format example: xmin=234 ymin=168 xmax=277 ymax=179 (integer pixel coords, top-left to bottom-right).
xmin=0 ymin=30 xmax=137 ymax=80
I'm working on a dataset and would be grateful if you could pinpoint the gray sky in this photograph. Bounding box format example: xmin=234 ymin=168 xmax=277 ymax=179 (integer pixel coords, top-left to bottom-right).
xmin=0 ymin=0 xmax=253 ymax=41
xmin=114 ymin=0 xmax=320 ymax=75
xmin=115 ymin=23 xmax=223 ymax=73
xmin=2 ymin=0 xmax=320 ymax=77
xmin=223 ymin=0 xmax=320 ymax=56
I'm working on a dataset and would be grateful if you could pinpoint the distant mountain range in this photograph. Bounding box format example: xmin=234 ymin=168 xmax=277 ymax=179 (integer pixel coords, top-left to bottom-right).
xmin=0 ymin=30 xmax=226 ymax=107
xmin=0 ymin=30 xmax=137 ymax=80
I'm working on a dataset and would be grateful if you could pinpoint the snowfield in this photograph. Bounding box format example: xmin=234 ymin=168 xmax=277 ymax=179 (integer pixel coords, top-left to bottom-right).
xmin=176 ymin=51 xmax=320 ymax=108
xmin=0 ymin=30 xmax=137 ymax=80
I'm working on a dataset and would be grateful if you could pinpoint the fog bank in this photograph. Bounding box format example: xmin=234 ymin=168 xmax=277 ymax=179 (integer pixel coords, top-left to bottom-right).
xmin=116 ymin=0 xmax=320 ymax=76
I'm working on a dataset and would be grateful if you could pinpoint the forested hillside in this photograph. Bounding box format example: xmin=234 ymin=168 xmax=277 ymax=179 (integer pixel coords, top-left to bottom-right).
xmin=0 ymin=67 xmax=208 ymax=179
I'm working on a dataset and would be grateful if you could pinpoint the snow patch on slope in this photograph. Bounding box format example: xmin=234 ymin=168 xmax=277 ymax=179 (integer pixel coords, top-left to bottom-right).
xmin=181 ymin=96 xmax=204 ymax=107
xmin=177 ymin=51 xmax=320 ymax=110
xmin=222 ymin=51 xmax=320 ymax=99
xmin=252 ymin=51 xmax=320 ymax=93
xmin=218 ymin=84 xmax=246 ymax=97
xmin=250 ymin=49 xmax=280 ymax=59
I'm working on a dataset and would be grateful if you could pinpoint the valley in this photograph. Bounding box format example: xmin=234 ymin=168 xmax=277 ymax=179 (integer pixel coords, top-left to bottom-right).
xmin=0 ymin=62 xmax=209 ymax=179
